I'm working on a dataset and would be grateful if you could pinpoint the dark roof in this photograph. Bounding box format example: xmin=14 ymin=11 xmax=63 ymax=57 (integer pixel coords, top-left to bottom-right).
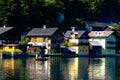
xmin=27 ymin=28 xmax=58 ymax=36
xmin=64 ymin=31 xmax=85 ymax=38
xmin=88 ymin=31 xmax=114 ymax=37
xmin=104 ymin=25 xmax=114 ymax=30
xmin=89 ymin=22 xmax=109 ymax=27
xmin=87 ymin=22 xmax=113 ymax=31
xmin=0 ymin=27 xmax=13 ymax=35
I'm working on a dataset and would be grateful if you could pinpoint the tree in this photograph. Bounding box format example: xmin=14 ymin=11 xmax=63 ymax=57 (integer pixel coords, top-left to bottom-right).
xmin=111 ymin=23 xmax=120 ymax=51
xmin=21 ymin=36 xmax=30 ymax=45
xmin=0 ymin=0 xmax=14 ymax=26
xmin=74 ymin=18 xmax=86 ymax=28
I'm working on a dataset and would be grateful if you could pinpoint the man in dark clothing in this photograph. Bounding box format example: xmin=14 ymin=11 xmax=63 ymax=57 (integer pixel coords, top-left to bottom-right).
xmin=40 ymin=46 xmax=46 ymax=58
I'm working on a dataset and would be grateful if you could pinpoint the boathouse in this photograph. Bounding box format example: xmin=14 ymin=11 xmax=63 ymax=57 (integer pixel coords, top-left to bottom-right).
xmin=89 ymin=31 xmax=116 ymax=55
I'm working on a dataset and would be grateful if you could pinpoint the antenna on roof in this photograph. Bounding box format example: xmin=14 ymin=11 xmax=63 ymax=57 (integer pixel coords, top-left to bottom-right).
xmin=3 ymin=25 xmax=6 ymax=28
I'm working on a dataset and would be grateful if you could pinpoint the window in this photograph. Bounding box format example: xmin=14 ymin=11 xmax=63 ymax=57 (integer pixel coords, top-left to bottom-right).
xmin=34 ymin=37 xmax=37 ymax=42
xmin=43 ymin=37 xmax=46 ymax=42
xmin=86 ymin=49 xmax=87 ymax=52
xmin=9 ymin=46 xmax=13 ymax=49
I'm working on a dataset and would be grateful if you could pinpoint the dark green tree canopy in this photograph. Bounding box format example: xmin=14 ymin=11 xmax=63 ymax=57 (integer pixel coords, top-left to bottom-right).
xmin=0 ymin=0 xmax=120 ymax=32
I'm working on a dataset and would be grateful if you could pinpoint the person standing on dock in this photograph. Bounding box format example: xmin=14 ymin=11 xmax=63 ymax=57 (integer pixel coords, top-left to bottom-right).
xmin=39 ymin=46 xmax=46 ymax=58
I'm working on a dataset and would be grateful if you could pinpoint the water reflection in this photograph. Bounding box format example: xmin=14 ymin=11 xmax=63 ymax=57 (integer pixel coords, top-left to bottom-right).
xmin=88 ymin=58 xmax=115 ymax=80
xmin=61 ymin=58 xmax=89 ymax=80
xmin=0 ymin=58 xmax=27 ymax=80
xmin=0 ymin=57 xmax=117 ymax=80
xmin=62 ymin=58 xmax=78 ymax=80
xmin=27 ymin=58 xmax=50 ymax=80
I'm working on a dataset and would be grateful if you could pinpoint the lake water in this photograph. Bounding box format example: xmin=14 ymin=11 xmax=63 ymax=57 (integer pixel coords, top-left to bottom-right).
xmin=0 ymin=57 xmax=119 ymax=80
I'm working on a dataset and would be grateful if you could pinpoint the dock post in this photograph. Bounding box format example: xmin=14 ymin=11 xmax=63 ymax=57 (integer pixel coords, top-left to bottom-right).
xmin=0 ymin=52 xmax=2 ymax=59
xmin=11 ymin=52 xmax=14 ymax=57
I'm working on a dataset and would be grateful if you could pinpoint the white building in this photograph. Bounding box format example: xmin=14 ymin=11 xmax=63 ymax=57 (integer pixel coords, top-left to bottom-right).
xmin=89 ymin=31 xmax=116 ymax=54
xmin=64 ymin=28 xmax=89 ymax=54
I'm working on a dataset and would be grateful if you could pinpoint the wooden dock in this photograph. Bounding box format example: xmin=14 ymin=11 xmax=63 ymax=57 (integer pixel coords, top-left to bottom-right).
xmin=1 ymin=52 xmax=120 ymax=58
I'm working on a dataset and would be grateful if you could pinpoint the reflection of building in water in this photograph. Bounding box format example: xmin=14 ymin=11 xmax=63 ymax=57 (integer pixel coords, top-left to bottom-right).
xmin=61 ymin=58 xmax=89 ymax=80
xmin=62 ymin=58 xmax=78 ymax=80
xmin=0 ymin=55 xmax=2 ymax=68
xmin=1 ymin=58 xmax=25 ymax=80
xmin=88 ymin=58 xmax=115 ymax=80
xmin=89 ymin=58 xmax=105 ymax=80
xmin=0 ymin=58 xmax=28 ymax=80
xmin=116 ymin=58 xmax=120 ymax=80
xmin=27 ymin=58 xmax=50 ymax=80
xmin=50 ymin=57 xmax=63 ymax=80
xmin=78 ymin=58 xmax=89 ymax=79
xmin=2 ymin=58 xmax=15 ymax=77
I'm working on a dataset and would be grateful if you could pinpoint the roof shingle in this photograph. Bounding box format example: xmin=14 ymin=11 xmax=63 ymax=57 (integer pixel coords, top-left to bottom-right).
xmin=64 ymin=31 xmax=85 ymax=38
xmin=88 ymin=31 xmax=114 ymax=37
xmin=0 ymin=27 xmax=13 ymax=35
xmin=27 ymin=28 xmax=58 ymax=36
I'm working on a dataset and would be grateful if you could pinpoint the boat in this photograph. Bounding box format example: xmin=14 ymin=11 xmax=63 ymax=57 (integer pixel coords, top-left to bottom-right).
xmin=61 ymin=46 xmax=76 ymax=56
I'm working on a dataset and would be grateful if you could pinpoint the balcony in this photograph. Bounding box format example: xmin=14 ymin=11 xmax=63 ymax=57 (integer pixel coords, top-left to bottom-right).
xmin=28 ymin=42 xmax=46 ymax=46
xmin=69 ymin=39 xmax=78 ymax=44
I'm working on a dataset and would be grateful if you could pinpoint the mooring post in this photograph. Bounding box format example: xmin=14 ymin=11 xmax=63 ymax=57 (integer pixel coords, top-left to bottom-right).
xmin=0 ymin=53 xmax=2 ymax=59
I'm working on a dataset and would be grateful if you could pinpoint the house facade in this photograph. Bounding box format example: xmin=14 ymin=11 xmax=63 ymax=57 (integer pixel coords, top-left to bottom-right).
xmin=63 ymin=27 xmax=89 ymax=54
xmin=26 ymin=26 xmax=61 ymax=53
xmin=89 ymin=31 xmax=116 ymax=54
xmin=0 ymin=26 xmax=22 ymax=53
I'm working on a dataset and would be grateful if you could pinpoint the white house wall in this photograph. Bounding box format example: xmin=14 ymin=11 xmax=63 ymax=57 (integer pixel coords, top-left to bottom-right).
xmin=69 ymin=46 xmax=89 ymax=54
xmin=69 ymin=39 xmax=79 ymax=44
xmin=89 ymin=38 xmax=106 ymax=49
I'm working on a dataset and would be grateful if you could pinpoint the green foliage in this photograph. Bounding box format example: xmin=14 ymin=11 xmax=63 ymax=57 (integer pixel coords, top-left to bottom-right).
xmin=75 ymin=18 xmax=86 ymax=28
xmin=21 ymin=36 xmax=30 ymax=45
xmin=111 ymin=23 xmax=120 ymax=49
xmin=0 ymin=0 xmax=120 ymax=31
xmin=61 ymin=39 xmax=69 ymax=47
xmin=111 ymin=23 xmax=120 ymax=36
xmin=42 ymin=0 xmax=56 ymax=7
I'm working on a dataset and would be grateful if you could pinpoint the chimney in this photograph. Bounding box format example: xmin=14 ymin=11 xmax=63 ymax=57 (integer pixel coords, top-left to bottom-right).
xmin=3 ymin=25 xmax=6 ymax=28
xmin=71 ymin=27 xmax=75 ymax=32
xmin=43 ymin=25 xmax=46 ymax=29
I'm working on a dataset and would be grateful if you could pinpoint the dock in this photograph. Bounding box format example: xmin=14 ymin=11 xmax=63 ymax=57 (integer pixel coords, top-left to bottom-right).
xmin=1 ymin=52 xmax=120 ymax=58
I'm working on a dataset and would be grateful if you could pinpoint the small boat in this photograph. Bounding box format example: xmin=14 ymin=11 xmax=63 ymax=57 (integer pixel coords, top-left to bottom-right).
xmin=35 ymin=57 xmax=47 ymax=61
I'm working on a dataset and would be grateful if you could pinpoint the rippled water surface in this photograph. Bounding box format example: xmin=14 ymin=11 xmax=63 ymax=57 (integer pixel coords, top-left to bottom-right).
xmin=0 ymin=57 xmax=119 ymax=80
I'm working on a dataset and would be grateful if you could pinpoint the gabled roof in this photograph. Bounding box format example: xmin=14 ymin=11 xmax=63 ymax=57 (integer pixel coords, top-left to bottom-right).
xmin=88 ymin=31 xmax=114 ymax=37
xmin=104 ymin=25 xmax=114 ymax=30
xmin=89 ymin=22 xmax=109 ymax=27
xmin=27 ymin=27 xmax=58 ymax=36
xmin=64 ymin=31 xmax=85 ymax=38
xmin=87 ymin=22 xmax=114 ymax=31
xmin=0 ymin=27 xmax=13 ymax=35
